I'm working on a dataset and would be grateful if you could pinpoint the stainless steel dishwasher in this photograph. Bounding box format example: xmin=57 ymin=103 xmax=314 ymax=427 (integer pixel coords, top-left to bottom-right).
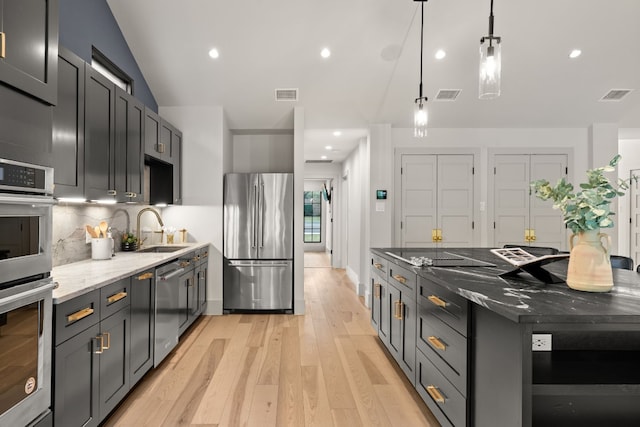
xmin=154 ymin=261 xmax=184 ymax=366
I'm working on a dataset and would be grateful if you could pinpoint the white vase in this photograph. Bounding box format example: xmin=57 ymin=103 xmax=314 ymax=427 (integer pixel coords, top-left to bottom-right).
xmin=566 ymin=229 xmax=613 ymax=292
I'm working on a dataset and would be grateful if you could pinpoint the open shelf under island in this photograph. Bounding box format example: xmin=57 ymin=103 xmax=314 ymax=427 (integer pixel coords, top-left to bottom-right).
xmin=370 ymin=247 xmax=640 ymax=427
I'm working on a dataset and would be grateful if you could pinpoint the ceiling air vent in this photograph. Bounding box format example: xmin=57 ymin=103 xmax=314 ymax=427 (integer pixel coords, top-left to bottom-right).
xmin=275 ymin=88 xmax=298 ymax=101
xmin=600 ymin=89 xmax=633 ymax=102
xmin=435 ymin=89 xmax=461 ymax=101
xmin=305 ymin=159 xmax=333 ymax=164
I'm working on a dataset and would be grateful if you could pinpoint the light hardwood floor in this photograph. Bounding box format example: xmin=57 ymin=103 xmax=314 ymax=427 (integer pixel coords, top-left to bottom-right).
xmin=104 ymin=263 xmax=439 ymax=427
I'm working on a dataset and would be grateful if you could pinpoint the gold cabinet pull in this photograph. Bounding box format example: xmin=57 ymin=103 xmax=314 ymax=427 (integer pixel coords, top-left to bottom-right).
xmin=103 ymin=332 xmax=111 ymax=350
xmin=107 ymin=291 xmax=127 ymax=304
xmin=374 ymin=283 xmax=381 ymax=298
xmin=67 ymin=307 xmax=94 ymax=324
xmin=426 ymin=385 xmax=445 ymax=403
xmin=374 ymin=262 xmax=383 ymax=270
xmin=392 ymin=274 xmax=407 ymax=284
xmin=394 ymin=300 xmax=403 ymax=320
xmin=180 ymin=261 xmax=190 ymax=268
xmin=428 ymin=336 xmax=447 ymax=351
xmin=427 ymin=295 xmax=447 ymax=308
xmin=137 ymin=272 xmax=153 ymax=280
xmin=0 ymin=32 xmax=5 ymax=58
xmin=530 ymin=228 xmax=536 ymax=241
xmin=432 ymin=229 xmax=438 ymax=243
xmin=95 ymin=335 xmax=104 ymax=354
xmin=156 ymin=142 xmax=165 ymax=154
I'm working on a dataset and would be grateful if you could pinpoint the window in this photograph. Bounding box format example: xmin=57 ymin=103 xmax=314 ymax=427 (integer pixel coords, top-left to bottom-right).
xmin=304 ymin=191 xmax=322 ymax=243
xmin=91 ymin=47 xmax=133 ymax=94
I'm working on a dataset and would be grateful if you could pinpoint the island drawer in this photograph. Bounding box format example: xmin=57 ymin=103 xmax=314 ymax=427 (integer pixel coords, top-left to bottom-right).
xmin=54 ymin=289 xmax=100 ymax=345
xmin=100 ymin=278 xmax=131 ymax=319
xmin=418 ymin=276 xmax=468 ymax=337
xmin=416 ymin=348 xmax=465 ymax=427
xmin=417 ymin=306 xmax=468 ymax=396
xmin=371 ymin=253 xmax=388 ymax=279
xmin=388 ymin=263 xmax=416 ymax=300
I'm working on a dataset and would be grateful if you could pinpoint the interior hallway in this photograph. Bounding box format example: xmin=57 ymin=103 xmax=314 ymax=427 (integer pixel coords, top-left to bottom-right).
xmin=104 ymin=257 xmax=437 ymax=426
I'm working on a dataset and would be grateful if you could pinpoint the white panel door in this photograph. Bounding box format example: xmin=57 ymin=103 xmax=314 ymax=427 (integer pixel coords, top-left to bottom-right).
xmin=438 ymin=155 xmax=474 ymax=247
xmin=630 ymin=169 xmax=640 ymax=266
xmin=530 ymin=154 xmax=568 ymax=250
xmin=494 ymin=155 xmax=531 ymax=248
xmin=401 ymin=155 xmax=437 ymax=247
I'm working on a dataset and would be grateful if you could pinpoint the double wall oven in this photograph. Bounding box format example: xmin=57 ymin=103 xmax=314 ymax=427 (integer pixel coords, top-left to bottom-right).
xmin=0 ymin=158 xmax=55 ymax=427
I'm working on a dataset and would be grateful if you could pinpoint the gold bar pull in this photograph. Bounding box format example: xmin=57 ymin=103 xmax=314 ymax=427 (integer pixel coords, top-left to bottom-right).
xmin=525 ymin=228 xmax=531 ymax=242
xmin=530 ymin=228 xmax=536 ymax=241
xmin=374 ymin=262 xmax=383 ymax=270
xmin=95 ymin=335 xmax=104 ymax=354
xmin=180 ymin=261 xmax=190 ymax=268
xmin=0 ymin=32 xmax=5 ymax=59
xmin=374 ymin=283 xmax=381 ymax=298
xmin=67 ymin=307 xmax=94 ymax=324
xmin=137 ymin=272 xmax=153 ymax=280
xmin=392 ymin=274 xmax=407 ymax=284
xmin=426 ymin=385 xmax=445 ymax=403
xmin=428 ymin=336 xmax=447 ymax=351
xmin=394 ymin=300 xmax=403 ymax=320
xmin=427 ymin=295 xmax=447 ymax=308
xmin=107 ymin=291 xmax=127 ymax=304
xmin=103 ymin=332 xmax=111 ymax=350
xmin=432 ymin=229 xmax=438 ymax=243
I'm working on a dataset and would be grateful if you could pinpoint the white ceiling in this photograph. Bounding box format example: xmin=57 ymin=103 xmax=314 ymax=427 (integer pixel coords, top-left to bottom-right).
xmin=107 ymin=0 xmax=640 ymax=162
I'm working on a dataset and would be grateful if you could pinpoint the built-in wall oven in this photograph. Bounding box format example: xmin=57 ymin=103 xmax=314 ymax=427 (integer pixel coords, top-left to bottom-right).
xmin=0 ymin=158 xmax=55 ymax=426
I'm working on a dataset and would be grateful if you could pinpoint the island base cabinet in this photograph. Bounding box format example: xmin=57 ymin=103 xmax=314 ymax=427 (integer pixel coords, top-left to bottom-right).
xmin=386 ymin=284 xmax=416 ymax=385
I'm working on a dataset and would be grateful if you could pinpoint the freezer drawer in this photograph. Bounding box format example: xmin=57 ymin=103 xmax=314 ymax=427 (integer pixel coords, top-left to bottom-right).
xmin=223 ymin=260 xmax=293 ymax=311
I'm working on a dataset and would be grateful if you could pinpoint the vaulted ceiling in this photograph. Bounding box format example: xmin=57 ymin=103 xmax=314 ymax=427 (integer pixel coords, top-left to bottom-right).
xmin=107 ymin=0 xmax=640 ymax=161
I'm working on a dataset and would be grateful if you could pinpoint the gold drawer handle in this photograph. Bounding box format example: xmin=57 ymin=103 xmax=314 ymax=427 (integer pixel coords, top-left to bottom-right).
xmin=392 ymin=274 xmax=407 ymax=284
xmin=107 ymin=291 xmax=127 ymax=304
xmin=374 ymin=283 xmax=381 ymax=298
xmin=426 ymin=385 xmax=445 ymax=403
xmin=137 ymin=272 xmax=153 ymax=280
xmin=428 ymin=336 xmax=447 ymax=351
xmin=428 ymin=295 xmax=447 ymax=308
xmin=180 ymin=261 xmax=190 ymax=268
xmin=394 ymin=300 xmax=403 ymax=320
xmin=103 ymin=332 xmax=111 ymax=350
xmin=193 ymin=255 xmax=200 ymax=262
xmin=67 ymin=307 xmax=94 ymax=324
xmin=0 ymin=32 xmax=5 ymax=58
xmin=374 ymin=262 xmax=383 ymax=270
xmin=95 ymin=335 xmax=104 ymax=354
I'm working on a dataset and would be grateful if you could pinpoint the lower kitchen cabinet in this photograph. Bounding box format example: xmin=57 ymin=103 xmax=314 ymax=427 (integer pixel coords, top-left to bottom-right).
xmin=129 ymin=270 xmax=155 ymax=386
xmin=97 ymin=307 xmax=130 ymax=420
xmin=178 ymin=253 xmax=198 ymax=335
xmin=195 ymin=249 xmax=209 ymax=315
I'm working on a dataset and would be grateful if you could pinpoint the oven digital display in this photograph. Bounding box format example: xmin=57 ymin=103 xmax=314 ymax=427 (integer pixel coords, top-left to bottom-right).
xmin=0 ymin=163 xmax=45 ymax=189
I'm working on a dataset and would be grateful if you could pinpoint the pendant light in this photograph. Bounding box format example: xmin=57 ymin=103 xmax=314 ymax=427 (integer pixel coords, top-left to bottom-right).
xmin=479 ymin=0 xmax=501 ymax=99
xmin=414 ymin=0 xmax=428 ymax=138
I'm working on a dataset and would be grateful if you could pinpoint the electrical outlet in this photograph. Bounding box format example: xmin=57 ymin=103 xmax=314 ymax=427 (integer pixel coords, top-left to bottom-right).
xmin=532 ymin=334 xmax=552 ymax=351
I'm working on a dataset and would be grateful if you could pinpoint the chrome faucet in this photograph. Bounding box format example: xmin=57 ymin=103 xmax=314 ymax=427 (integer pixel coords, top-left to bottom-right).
xmin=136 ymin=207 xmax=164 ymax=247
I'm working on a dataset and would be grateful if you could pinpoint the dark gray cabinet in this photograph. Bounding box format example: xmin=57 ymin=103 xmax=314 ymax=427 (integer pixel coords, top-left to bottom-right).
xmin=129 ymin=270 xmax=155 ymax=386
xmin=144 ymin=108 xmax=165 ymax=161
xmin=0 ymin=0 xmax=58 ymax=104
xmin=114 ymin=88 xmax=145 ymax=203
xmin=171 ymin=128 xmax=182 ymax=205
xmin=52 ymin=47 xmax=84 ymax=199
xmin=53 ymin=280 xmax=131 ymax=426
xmin=195 ymin=248 xmax=208 ymax=315
xmin=178 ymin=257 xmax=196 ymax=335
xmin=84 ymin=66 xmax=116 ymax=202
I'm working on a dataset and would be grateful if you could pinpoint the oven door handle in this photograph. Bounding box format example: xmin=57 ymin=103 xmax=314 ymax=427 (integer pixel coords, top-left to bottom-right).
xmin=0 ymin=281 xmax=55 ymax=306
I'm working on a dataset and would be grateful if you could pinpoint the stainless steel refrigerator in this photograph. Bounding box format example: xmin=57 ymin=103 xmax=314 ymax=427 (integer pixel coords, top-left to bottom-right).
xmin=223 ymin=173 xmax=293 ymax=311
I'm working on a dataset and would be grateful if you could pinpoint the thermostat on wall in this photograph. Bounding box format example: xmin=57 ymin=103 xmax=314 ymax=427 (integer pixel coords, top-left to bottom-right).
xmin=376 ymin=190 xmax=387 ymax=200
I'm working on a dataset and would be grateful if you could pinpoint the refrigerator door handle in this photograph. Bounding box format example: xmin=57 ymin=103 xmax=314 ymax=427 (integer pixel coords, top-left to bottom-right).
xmin=252 ymin=184 xmax=258 ymax=248
xmin=260 ymin=183 xmax=265 ymax=248
xmin=229 ymin=262 xmax=291 ymax=268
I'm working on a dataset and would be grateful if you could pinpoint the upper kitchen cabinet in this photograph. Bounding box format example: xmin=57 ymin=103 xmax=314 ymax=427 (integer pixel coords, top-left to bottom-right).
xmin=144 ymin=107 xmax=164 ymax=161
xmin=52 ymin=47 xmax=84 ymax=199
xmin=114 ymin=87 xmax=144 ymax=203
xmin=164 ymin=120 xmax=182 ymax=204
xmin=144 ymin=108 xmax=182 ymax=205
xmin=0 ymin=0 xmax=58 ymax=105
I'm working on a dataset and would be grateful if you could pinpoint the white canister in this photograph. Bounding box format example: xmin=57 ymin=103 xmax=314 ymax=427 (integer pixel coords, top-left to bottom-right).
xmin=91 ymin=238 xmax=113 ymax=260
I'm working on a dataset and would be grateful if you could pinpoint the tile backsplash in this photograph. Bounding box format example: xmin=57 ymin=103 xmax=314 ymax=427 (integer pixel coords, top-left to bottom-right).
xmin=52 ymin=203 xmax=163 ymax=266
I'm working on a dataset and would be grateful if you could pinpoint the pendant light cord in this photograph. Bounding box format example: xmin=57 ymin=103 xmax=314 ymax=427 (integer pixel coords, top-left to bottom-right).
xmin=418 ymin=1 xmax=424 ymax=100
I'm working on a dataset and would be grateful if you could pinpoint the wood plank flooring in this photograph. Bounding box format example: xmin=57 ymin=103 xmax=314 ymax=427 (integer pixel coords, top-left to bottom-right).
xmin=103 ymin=260 xmax=439 ymax=427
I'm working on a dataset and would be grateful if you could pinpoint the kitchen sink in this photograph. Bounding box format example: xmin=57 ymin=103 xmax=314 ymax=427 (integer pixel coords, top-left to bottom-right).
xmin=136 ymin=245 xmax=188 ymax=253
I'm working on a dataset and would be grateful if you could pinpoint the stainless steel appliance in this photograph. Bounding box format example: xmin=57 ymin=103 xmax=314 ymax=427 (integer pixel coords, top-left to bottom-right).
xmin=223 ymin=173 xmax=293 ymax=311
xmin=0 ymin=158 xmax=54 ymax=426
xmin=154 ymin=261 xmax=184 ymax=367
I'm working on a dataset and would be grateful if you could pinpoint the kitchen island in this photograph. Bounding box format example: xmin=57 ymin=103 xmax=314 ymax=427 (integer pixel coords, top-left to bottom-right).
xmin=370 ymin=247 xmax=640 ymax=427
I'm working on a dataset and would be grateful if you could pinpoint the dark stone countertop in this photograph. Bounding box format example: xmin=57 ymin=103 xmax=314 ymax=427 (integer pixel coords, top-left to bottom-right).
xmin=372 ymin=247 xmax=640 ymax=324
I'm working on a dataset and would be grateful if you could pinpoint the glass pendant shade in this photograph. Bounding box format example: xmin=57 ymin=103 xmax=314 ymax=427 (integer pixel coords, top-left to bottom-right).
xmin=414 ymin=100 xmax=428 ymax=138
xmin=479 ymin=40 xmax=501 ymax=99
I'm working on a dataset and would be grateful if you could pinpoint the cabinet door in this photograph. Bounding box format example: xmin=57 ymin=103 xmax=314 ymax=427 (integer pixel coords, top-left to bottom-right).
xmin=144 ymin=108 xmax=163 ymax=160
xmin=370 ymin=274 xmax=382 ymax=331
xmin=494 ymin=154 xmax=531 ymax=247
xmin=400 ymin=298 xmax=417 ymax=385
xmin=529 ymin=154 xmax=567 ymax=249
xmin=401 ymin=154 xmax=437 ymax=247
xmin=171 ymin=130 xmax=182 ymax=204
xmin=130 ymin=271 xmax=154 ymax=386
xmin=99 ymin=307 xmax=130 ymax=421
xmin=53 ymin=47 xmax=85 ymax=199
xmin=114 ymin=88 xmax=145 ymax=203
xmin=84 ymin=66 xmax=116 ymax=202
xmin=197 ymin=261 xmax=207 ymax=314
xmin=379 ymin=280 xmax=390 ymax=346
xmin=178 ymin=270 xmax=192 ymax=333
xmin=438 ymin=155 xmax=474 ymax=247
xmin=54 ymin=323 xmax=100 ymax=427
xmin=387 ymin=284 xmax=402 ymax=359
xmin=0 ymin=0 xmax=58 ymax=104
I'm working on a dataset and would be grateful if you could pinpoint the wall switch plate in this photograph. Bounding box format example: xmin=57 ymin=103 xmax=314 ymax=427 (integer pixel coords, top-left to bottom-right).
xmin=532 ymin=334 xmax=552 ymax=351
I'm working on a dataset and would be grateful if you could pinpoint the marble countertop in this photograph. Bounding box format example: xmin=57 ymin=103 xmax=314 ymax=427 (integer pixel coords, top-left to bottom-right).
xmin=372 ymin=247 xmax=640 ymax=324
xmin=52 ymin=242 xmax=211 ymax=304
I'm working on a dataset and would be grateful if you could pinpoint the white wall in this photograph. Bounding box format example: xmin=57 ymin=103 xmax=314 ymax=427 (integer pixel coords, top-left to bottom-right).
xmin=159 ymin=105 xmax=228 ymax=314
xmin=617 ymin=139 xmax=640 ymax=258
xmin=232 ymin=133 xmax=294 ymax=173
xmin=293 ymin=107 xmax=305 ymax=314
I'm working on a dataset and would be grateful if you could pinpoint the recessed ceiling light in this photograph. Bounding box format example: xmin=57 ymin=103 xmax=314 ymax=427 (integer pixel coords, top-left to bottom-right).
xmin=321 ymin=155 xmax=327 ymax=160
xmin=325 ymin=145 xmax=332 ymax=150
xmin=333 ymin=131 xmax=342 ymax=136
xmin=321 ymin=48 xmax=331 ymax=58
xmin=569 ymin=49 xmax=582 ymax=59
xmin=208 ymin=48 xmax=220 ymax=59
xmin=435 ymin=49 xmax=446 ymax=60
